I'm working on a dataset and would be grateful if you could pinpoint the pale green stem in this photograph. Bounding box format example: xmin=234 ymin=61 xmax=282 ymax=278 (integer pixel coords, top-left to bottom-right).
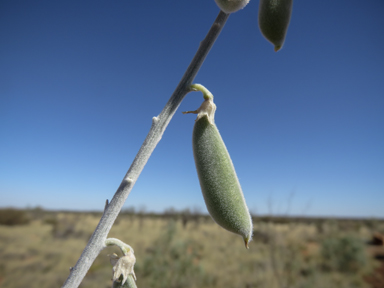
xmin=190 ymin=83 xmax=214 ymax=100
xmin=62 ymin=10 xmax=229 ymax=288
xmin=105 ymin=238 xmax=133 ymax=256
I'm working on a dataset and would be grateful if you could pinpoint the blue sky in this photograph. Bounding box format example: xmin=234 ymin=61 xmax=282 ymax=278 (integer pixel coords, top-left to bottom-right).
xmin=1 ymin=0 xmax=383 ymax=218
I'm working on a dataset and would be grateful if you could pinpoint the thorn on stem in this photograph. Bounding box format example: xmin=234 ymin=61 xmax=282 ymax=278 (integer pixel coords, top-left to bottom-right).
xmin=152 ymin=116 xmax=159 ymax=124
xmin=182 ymin=110 xmax=198 ymax=115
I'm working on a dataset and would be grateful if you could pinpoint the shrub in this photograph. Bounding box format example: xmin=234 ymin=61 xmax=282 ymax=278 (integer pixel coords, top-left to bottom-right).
xmin=320 ymin=235 xmax=367 ymax=273
xmin=0 ymin=208 xmax=30 ymax=226
xmin=135 ymin=221 xmax=216 ymax=288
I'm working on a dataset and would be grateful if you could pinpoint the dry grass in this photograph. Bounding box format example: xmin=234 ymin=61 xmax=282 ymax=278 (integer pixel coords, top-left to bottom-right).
xmin=0 ymin=210 xmax=383 ymax=288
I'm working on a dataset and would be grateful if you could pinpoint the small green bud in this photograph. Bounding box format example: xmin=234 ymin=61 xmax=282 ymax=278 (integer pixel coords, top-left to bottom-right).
xmin=214 ymin=0 xmax=250 ymax=14
xmin=183 ymin=85 xmax=253 ymax=248
xmin=258 ymin=0 xmax=293 ymax=51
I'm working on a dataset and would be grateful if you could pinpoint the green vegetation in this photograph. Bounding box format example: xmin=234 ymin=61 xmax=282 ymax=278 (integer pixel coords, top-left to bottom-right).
xmin=137 ymin=221 xmax=215 ymax=288
xmin=0 ymin=209 xmax=383 ymax=288
xmin=320 ymin=235 xmax=367 ymax=273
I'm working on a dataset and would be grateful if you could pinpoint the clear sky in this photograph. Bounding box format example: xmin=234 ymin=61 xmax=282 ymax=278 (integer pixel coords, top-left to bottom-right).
xmin=1 ymin=0 xmax=383 ymax=218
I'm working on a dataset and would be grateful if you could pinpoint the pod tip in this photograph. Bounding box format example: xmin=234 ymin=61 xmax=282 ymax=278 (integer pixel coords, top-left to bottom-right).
xmin=244 ymin=238 xmax=250 ymax=249
xmin=274 ymin=45 xmax=282 ymax=52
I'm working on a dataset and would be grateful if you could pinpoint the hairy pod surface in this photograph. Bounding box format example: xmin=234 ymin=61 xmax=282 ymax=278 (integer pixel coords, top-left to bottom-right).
xmin=214 ymin=0 xmax=250 ymax=14
xmin=191 ymin=99 xmax=253 ymax=248
xmin=258 ymin=0 xmax=293 ymax=51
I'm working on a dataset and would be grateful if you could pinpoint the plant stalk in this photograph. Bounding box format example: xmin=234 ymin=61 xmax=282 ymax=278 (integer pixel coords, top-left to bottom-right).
xmin=61 ymin=10 xmax=229 ymax=288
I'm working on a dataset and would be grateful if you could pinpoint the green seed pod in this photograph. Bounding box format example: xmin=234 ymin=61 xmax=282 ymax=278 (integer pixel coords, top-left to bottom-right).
xmin=214 ymin=0 xmax=250 ymax=14
xmin=258 ymin=0 xmax=293 ymax=51
xmin=183 ymin=84 xmax=253 ymax=248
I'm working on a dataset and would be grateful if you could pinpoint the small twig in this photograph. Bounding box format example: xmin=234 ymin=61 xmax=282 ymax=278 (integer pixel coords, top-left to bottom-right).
xmin=61 ymin=10 xmax=229 ymax=288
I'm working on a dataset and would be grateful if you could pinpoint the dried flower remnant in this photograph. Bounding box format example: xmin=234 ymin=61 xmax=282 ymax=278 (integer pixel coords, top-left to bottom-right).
xmin=109 ymin=251 xmax=136 ymax=284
